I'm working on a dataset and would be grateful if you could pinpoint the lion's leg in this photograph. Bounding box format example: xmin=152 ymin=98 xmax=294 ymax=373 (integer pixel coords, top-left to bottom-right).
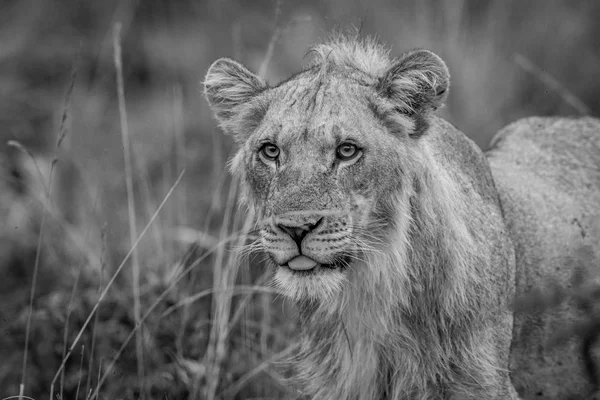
xmin=509 ymin=384 xmax=523 ymax=400
xmin=448 ymin=374 xmax=520 ymax=400
xmin=491 ymin=321 xmax=522 ymax=400
xmin=448 ymin=314 xmax=519 ymax=400
xmin=448 ymin=375 xmax=520 ymax=400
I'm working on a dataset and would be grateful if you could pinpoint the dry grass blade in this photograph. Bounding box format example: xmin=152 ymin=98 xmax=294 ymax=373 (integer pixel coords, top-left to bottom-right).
xmin=514 ymin=53 xmax=591 ymax=115
xmin=160 ymin=284 xmax=280 ymax=319
xmin=6 ymin=140 xmax=49 ymax=195
xmin=112 ymin=21 xmax=146 ymax=400
xmin=257 ymin=0 xmax=283 ymax=79
xmin=2 ymin=397 xmax=36 ymax=400
xmin=85 ymin=225 xmax=107 ymax=397
xmin=23 ymin=163 xmax=49 ymax=400
xmin=257 ymin=0 xmax=312 ymax=80
xmin=225 ymin=271 xmax=272 ymax=337
xmin=49 ymin=169 xmax=186 ymax=395
xmin=21 ymin=47 xmax=78 ymax=400
xmin=55 ymin=42 xmax=80 ymax=153
xmin=219 ymin=345 xmax=296 ymax=399
xmin=74 ymin=345 xmax=85 ymax=400
xmin=57 ymin=196 xmax=99 ymax=400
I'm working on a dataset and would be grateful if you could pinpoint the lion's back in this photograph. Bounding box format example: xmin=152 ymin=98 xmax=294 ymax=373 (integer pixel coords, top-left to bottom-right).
xmin=488 ymin=116 xmax=600 ymax=206
xmin=487 ymin=117 xmax=600 ymax=399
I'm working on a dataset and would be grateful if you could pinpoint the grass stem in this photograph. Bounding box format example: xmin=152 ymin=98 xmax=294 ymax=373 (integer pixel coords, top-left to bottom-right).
xmin=113 ymin=22 xmax=146 ymax=400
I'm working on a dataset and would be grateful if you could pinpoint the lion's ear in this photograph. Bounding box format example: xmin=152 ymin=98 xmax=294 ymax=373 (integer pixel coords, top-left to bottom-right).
xmin=203 ymin=58 xmax=268 ymax=142
xmin=377 ymin=49 xmax=449 ymax=116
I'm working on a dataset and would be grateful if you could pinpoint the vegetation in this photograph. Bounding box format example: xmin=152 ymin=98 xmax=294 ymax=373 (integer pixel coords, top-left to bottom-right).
xmin=0 ymin=0 xmax=598 ymax=399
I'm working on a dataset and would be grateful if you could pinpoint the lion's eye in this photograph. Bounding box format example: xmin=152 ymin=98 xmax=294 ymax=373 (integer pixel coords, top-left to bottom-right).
xmin=259 ymin=143 xmax=280 ymax=162
xmin=336 ymin=143 xmax=360 ymax=161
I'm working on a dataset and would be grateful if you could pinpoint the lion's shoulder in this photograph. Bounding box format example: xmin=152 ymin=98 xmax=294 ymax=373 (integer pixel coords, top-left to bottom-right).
xmin=424 ymin=117 xmax=501 ymax=206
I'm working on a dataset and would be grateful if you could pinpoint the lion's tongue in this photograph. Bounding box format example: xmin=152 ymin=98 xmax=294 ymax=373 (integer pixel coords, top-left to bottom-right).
xmin=287 ymin=256 xmax=317 ymax=271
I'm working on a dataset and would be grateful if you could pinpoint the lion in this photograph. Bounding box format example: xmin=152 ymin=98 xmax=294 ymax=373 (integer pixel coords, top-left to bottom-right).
xmin=203 ymin=35 xmax=600 ymax=399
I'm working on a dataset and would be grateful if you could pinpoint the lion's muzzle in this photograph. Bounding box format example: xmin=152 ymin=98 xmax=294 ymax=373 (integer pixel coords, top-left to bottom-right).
xmin=262 ymin=212 xmax=353 ymax=273
xmin=276 ymin=216 xmax=323 ymax=250
xmin=272 ymin=215 xmax=323 ymax=271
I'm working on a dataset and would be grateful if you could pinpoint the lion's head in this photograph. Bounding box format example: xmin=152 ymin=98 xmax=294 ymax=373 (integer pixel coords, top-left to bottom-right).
xmin=204 ymin=36 xmax=450 ymax=304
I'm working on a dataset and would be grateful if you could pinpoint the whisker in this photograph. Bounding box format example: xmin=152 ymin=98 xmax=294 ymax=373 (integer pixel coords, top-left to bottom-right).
xmin=233 ymin=239 xmax=267 ymax=261
xmin=344 ymin=252 xmax=370 ymax=266
xmin=348 ymin=235 xmax=386 ymax=258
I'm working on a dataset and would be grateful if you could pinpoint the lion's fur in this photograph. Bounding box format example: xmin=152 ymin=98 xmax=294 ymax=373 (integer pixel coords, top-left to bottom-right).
xmin=288 ymin=124 xmax=510 ymax=399
xmin=204 ymin=34 xmax=600 ymax=399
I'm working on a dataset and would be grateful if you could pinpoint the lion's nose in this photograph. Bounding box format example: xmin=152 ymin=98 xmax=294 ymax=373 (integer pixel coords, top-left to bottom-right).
xmin=277 ymin=218 xmax=323 ymax=247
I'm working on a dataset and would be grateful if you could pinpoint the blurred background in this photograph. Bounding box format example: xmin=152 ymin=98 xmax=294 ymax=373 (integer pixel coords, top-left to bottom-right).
xmin=0 ymin=0 xmax=599 ymax=399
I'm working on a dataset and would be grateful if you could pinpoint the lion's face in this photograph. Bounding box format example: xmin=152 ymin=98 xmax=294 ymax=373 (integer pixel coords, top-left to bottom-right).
xmin=237 ymin=75 xmax=413 ymax=300
xmin=204 ymin=44 xmax=449 ymax=302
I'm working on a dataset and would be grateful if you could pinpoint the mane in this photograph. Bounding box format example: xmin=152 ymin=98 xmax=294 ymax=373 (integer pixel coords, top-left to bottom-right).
xmin=287 ymin=135 xmax=498 ymax=399
xmin=307 ymin=34 xmax=394 ymax=77
xmin=306 ymin=34 xmax=448 ymax=124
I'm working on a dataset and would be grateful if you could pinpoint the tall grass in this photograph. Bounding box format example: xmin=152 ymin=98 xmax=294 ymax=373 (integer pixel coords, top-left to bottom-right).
xmin=17 ymin=44 xmax=78 ymax=400
xmin=112 ymin=22 xmax=146 ymax=400
xmin=0 ymin=0 xmax=598 ymax=399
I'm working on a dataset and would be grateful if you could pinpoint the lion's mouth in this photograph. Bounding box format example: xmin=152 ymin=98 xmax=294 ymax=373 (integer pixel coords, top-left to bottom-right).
xmin=280 ymin=255 xmax=351 ymax=274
